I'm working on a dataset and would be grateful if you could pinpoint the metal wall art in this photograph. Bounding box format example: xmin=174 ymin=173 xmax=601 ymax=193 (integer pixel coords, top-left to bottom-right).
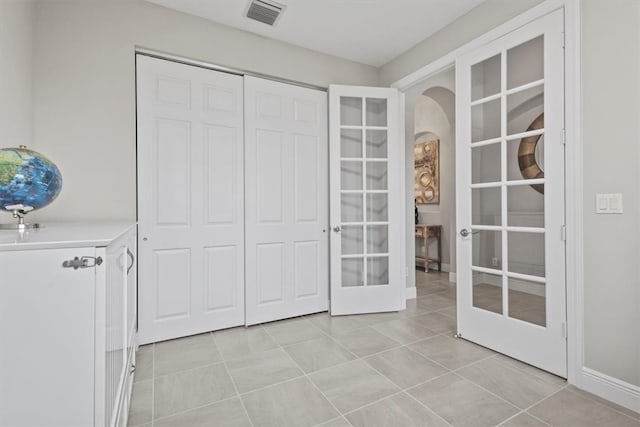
xmin=414 ymin=139 xmax=440 ymax=204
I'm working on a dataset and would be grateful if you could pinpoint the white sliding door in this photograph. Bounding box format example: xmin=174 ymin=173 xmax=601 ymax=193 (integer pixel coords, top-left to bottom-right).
xmin=329 ymin=85 xmax=405 ymax=315
xmin=456 ymin=10 xmax=567 ymax=376
xmin=137 ymin=55 xmax=245 ymax=344
xmin=244 ymin=76 xmax=329 ymax=326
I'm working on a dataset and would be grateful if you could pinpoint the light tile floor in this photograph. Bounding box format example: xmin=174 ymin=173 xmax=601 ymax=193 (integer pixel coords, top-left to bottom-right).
xmin=128 ymin=271 xmax=640 ymax=427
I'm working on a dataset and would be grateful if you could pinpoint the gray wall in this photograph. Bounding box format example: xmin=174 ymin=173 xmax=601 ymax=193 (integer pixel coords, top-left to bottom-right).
xmin=379 ymin=0 xmax=544 ymax=85
xmin=582 ymin=0 xmax=640 ymax=387
xmin=27 ymin=0 xmax=379 ymax=222
xmin=0 ymin=0 xmax=34 ymax=149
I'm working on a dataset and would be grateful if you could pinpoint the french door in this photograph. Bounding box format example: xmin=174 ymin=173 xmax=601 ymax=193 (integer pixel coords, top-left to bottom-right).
xmin=137 ymin=55 xmax=245 ymax=344
xmin=329 ymin=85 xmax=405 ymax=315
xmin=456 ymin=10 xmax=567 ymax=376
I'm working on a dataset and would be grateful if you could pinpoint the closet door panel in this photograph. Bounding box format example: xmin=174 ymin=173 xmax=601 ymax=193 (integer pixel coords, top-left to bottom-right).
xmin=137 ymin=56 xmax=245 ymax=344
xmin=245 ymin=76 xmax=329 ymax=325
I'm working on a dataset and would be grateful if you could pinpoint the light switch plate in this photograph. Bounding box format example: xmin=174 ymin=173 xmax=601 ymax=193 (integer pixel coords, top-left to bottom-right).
xmin=595 ymin=193 xmax=623 ymax=214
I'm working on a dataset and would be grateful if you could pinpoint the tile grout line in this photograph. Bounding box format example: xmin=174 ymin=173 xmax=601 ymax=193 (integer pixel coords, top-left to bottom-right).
xmin=564 ymin=386 xmax=640 ymax=423
xmin=210 ymin=331 xmax=256 ymax=427
xmin=495 ymin=384 xmax=570 ymax=427
xmin=260 ymin=323 xmax=351 ymax=427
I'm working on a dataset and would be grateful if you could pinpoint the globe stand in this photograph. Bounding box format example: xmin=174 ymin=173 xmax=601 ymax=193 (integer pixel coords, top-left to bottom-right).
xmin=0 ymin=209 xmax=41 ymax=230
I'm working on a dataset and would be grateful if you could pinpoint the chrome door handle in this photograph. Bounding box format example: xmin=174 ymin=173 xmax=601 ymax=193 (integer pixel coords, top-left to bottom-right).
xmin=459 ymin=228 xmax=480 ymax=237
xmin=332 ymin=226 xmax=341 ymax=233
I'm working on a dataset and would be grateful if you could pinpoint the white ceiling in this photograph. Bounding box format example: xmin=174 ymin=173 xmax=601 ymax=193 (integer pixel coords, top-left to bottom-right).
xmin=146 ymin=0 xmax=486 ymax=66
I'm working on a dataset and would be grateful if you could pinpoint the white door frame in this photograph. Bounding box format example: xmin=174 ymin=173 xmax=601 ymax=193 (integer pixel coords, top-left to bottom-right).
xmin=390 ymin=0 xmax=583 ymax=389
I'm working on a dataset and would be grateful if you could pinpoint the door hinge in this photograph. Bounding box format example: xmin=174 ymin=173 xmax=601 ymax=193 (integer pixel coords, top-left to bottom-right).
xmin=561 ymin=225 xmax=566 ymax=241
xmin=562 ymin=322 xmax=567 ymax=340
xmin=562 ymin=128 xmax=566 ymax=145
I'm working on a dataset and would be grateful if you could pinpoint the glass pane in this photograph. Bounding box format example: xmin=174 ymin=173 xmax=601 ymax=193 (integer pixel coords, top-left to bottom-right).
xmin=471 ymin=53 xmax=501 ymax=101
xmin=341 ymin=161 xmax=363 ymax=190
xmin=366 ymin=162 xmax=388 ymax=190
xmin=508 ymin=185 xmax=544 ymax=227
xmin=342 ymin=258 xmax=364 ymax=287
xmin=367 ymin=257 xmax=389 ymax=286
xmin=473 ymin=271 xmax=502 ymax=315
xmin=341 ymin=193 xmax=363 ymax=222
xmin=508 ymin=232 xmax=545 ymax=277
xmin=471 ymin=142 xmax=501 ymax=184
xmin=472 ymin=187 xmax=501 ymax=226
xmin=508 ymin=122 xmax=544 ymax=183
xmin=341 ymin=129 xmax=362 ymax=158
xmin=342 ymin=225 xmax=364 ymax=255
xmin=366 ymin=98 xmax=387 ymax=126
xmin=472 ymin=230 xmax=502 ymax=270
xmin=472 ymin=98 xmax=501 ymax=142
xmin=367 ymin=193 xmax=388 ymax=222
xmin=366 ymin=130 xmax=387 ymax=158
xmin=508 ymin=278 xmax=546 ymax=326
xmin=507 ymin=36 xmax=544 ymax=90
xmin=507 ymin=86 xmax=544 ymax=136
xmin=367 ymin=225 xmax=388 ymax=254
xmin=340 ymin=97 xmax=362 ymax=126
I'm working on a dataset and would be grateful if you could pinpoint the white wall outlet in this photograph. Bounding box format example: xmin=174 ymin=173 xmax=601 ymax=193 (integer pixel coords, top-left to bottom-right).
xmin=491 ymin=257 xmax=498 ymax=266
xmin=596 ymin=193 xmax=624 ymax=214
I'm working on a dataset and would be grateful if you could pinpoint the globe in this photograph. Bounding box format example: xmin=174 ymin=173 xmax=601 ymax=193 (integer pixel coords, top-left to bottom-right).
xmin=0 ymin=146 xmax=63 ymax=212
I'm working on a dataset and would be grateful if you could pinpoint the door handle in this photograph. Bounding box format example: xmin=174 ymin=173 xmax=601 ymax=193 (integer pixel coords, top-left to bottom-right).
xmin=332 ymin=226 xmax=341 ymax=233
xmin=459 ymin=228 xmax=480 ymax=237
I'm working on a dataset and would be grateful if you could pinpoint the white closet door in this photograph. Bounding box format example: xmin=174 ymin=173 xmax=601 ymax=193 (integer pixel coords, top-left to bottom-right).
xmin=137 ymin=55 xmax=245 ymax=344
xmin=244 ymin=76 xmax=329 ymax=326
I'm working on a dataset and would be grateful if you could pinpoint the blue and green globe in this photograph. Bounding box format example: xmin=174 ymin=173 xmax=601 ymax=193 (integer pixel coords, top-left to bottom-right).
xmin=0 ymin=146 xmax=63 ymax=212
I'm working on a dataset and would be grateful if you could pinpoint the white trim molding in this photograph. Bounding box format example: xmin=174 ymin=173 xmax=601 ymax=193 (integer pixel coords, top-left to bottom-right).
xmin=579 ymin=368 xmax=640 ymax=414
xmin=405 ymin=286 xmax=417 ymax=300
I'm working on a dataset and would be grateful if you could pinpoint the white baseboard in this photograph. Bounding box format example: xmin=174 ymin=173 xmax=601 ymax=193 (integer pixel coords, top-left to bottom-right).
xmin=405 ymin=286 xmax=417 ymax=300
xmin=476 ymin=273 xmax=545 ymax=297
xmin=577 ymin=367 xmax=640 ymax=414
xmin=449 ymin=272 xmax=456 ymax=283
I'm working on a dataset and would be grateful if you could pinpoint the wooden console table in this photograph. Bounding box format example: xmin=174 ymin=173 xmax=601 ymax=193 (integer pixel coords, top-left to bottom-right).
xmin=415 ymin=224 xmax=442 ymax=272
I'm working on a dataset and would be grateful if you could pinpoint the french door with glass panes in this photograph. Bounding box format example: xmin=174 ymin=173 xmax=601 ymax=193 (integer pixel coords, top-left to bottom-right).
xmin=329 ymin=85 xmax=405 ymax=315
xmin=455 ymin=10 xmax=567 ymax=376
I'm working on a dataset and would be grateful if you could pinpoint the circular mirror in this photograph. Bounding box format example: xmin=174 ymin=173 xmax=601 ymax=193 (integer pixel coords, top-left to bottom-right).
xmin=517 ymin=113 xmax=544 ymax=194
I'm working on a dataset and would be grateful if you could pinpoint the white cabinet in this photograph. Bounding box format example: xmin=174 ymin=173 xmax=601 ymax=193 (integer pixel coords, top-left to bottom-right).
xmin=0 ymin=222 xmax=137 ymax=427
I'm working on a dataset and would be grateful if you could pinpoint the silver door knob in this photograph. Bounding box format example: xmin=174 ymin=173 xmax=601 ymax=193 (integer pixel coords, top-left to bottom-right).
xmin=459 ymin=228 xmax=479 ymax=237
xmin=332 ymin=226 xmax=341 ymax=233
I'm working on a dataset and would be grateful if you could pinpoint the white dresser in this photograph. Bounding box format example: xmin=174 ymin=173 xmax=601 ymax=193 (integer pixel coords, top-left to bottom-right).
xmin=0 ymin=222 xmax=137 ymax=427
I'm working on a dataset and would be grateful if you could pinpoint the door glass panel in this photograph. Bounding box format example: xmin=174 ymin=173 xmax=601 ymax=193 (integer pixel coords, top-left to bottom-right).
xmin=367 ymin=225 xmax=388 ymax=253
xmin=341 ymin=161 xmax=363 ymax=190
xmin=471 ymin=53 xmax=501 ymax=101
xmin=366 ymin=98 xmax=387 ymax=126
xmin=507 ymin=36 xmax=544 ymax=89
xmin=507 ymin=86 xmax=544 ymax=136
xmin=341 ymin=194 xmax=363 ymax=222
xmin=508 ymin=232 xmax=545 ymax=277
xmin=472 ymin=230 xmax=502 ymax=270
xmin=472 ymin=99 xmax=501 ymax=142
xmin=342 ymin=258 xmax=364 ymax=287
xmin=472 ymin=143 xmax=501 ymax=183
xmin=508 ymin=131 xmax=544 ymax=182
xmin=472 ymin=271 xmax=503 ymax=315
xmin=341 ymin=129 xmax=362 ymax=158
xmin=341 ymin=97 xmax=362 ymax=125
xmin=366 ymin=130 xmax=387 ymax=158
xmin=472 ymin=187 xmax=502 ymax=226
xmin=366 ymin=162 xmax=388 ymax=190
xmin=367 ymin=257 xmax=389 ymax=286
xmin=508 ymin=277 xmax=546 ymax=326
xmin=366 ymin=193 xmax=388 ymax=222
xmin=508 ymin=185 xmax=544 ymax=227
xmin=342 ymin=226 xmax=364 ymax=255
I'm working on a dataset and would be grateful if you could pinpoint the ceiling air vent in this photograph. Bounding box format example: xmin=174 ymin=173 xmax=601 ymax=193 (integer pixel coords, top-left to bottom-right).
xmin=245 ymin=0 xmax=285 ymax=26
